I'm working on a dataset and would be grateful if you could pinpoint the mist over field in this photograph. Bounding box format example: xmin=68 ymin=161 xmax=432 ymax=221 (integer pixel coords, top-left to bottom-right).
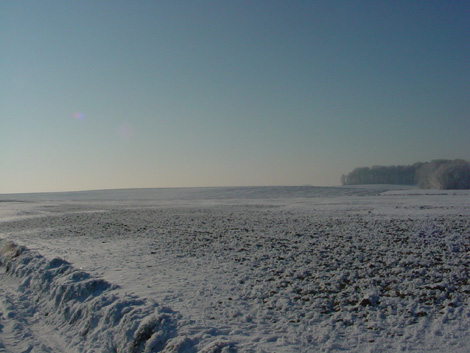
xmin=342 ymin=159 xmax=470 ymax=190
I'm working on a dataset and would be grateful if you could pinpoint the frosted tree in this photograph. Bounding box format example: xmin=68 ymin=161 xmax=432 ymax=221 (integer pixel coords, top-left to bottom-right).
xmin=342 ymin=159 xmax=470 ymax=189
xmin=433 ymin=160 xmax=470 ymax=189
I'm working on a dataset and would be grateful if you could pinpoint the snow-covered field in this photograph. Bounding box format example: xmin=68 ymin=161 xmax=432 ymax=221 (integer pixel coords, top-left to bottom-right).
xmin=1 ymin=186 xmax=470 ymax=352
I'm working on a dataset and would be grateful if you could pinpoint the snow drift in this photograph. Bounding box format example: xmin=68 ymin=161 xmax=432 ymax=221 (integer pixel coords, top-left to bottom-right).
xmin=0 ymin=240 xmax=197 ymax=353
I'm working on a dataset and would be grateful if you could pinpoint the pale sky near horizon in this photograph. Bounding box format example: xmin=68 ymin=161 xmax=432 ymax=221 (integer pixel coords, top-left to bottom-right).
xmin=1 ymin=1 xmax=469 ymax=193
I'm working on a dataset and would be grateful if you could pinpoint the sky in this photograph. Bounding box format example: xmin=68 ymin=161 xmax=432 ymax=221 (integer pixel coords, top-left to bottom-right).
xmin=1 ymin=1 xmax=469 ymax=193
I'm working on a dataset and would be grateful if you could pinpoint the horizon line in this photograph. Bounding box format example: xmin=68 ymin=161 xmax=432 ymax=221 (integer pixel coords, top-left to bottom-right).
xmin=0 ymin=184 xmax=348 ymax=196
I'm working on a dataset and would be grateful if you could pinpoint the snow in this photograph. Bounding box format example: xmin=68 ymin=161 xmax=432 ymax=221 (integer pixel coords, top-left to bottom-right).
xmin=1 ymin=185 xmax=470 ymax=352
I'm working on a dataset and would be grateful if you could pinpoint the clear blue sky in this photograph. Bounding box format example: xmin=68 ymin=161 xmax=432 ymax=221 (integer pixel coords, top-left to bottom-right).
xmin=1 ymin=1 xmax=469 ymax=193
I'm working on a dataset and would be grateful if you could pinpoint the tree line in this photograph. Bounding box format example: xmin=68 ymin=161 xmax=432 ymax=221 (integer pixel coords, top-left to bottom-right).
xmin=341 ymin=159 xmax=470 ymax=189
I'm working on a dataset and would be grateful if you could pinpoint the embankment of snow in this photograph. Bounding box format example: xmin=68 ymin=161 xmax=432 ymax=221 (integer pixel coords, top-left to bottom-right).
xmin=0 ymin=240 xmax=201 ymax=353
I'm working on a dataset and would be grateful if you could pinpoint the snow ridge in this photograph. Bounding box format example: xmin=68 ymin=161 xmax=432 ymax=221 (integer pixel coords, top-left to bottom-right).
xmin=0 ymin=240 xmax=194 ymax=353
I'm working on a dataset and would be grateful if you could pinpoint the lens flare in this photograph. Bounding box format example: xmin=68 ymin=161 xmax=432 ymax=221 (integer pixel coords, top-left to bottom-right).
xmin=116 ymin=123 xmax=135 ymax=139
xmin=74 ymin=112 xmax=84 ymax=120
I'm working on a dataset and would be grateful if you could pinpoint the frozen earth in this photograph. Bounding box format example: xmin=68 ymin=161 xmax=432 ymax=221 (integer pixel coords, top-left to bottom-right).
xmin=1 ymin=186 xmax=470 ymax=352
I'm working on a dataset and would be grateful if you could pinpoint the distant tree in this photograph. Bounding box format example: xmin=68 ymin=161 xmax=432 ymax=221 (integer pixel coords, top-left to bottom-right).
xmin=342 ymin=164 xmax=417 ymax=186
xmin=416 ymin=159 xmax=452 ymax=188
xmin=341 ymin=159 xmax=470 ymax=189
xmin=433 ymin=160 xmax=470 ymax=189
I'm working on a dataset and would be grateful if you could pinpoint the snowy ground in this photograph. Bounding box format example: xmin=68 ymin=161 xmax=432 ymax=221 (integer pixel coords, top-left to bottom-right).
xmin=1 ymin=186 xmax=470 ymax=352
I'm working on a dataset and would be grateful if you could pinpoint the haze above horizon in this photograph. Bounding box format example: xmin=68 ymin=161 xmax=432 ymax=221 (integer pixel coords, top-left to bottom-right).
xmin=1 ymin=1 xmax=469 ymax=193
